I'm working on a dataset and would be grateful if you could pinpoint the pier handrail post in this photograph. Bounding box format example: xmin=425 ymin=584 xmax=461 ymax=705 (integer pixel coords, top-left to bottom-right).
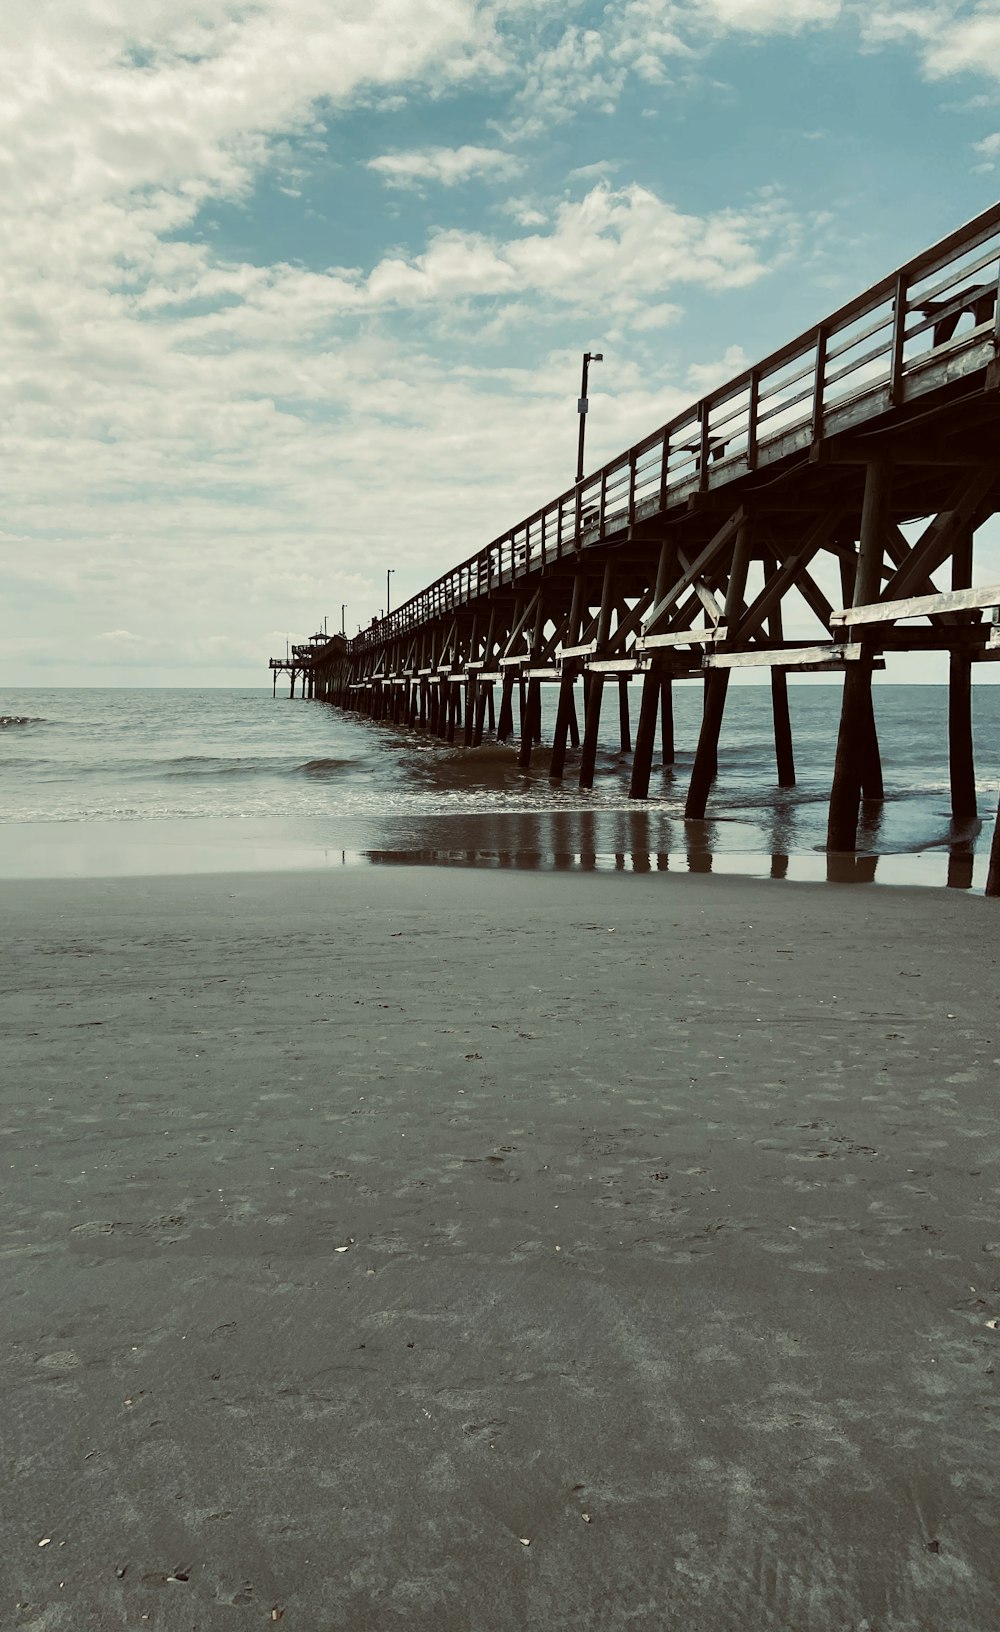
xmin=889 ymin=272 xmax=908 ymax=406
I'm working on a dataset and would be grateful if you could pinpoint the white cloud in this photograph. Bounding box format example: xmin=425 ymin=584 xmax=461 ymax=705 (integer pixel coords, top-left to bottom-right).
xmin=498 ymin=0 xmax=847 ymax=137
xmin=631 ymin=302 xmax=684 ymax=330
xmin=686 ymin=344 xmax=750 ymax=390
xmin=703 ymin=0 xmax=843 ymax=31
xmin=862 ymin=4 xmax=1000 ymax=82
xmin=972 ymin=130 xmax=1000 ymax=169
xmin=568 ymin=159 xmax=622 ymax=181
xmin=96 ymin=629 xmax=145 ymax=647
xmin=354 ymin=184 xmax=794 ymax=313
xmin=367 ymin=144 xmax=522 ymax=187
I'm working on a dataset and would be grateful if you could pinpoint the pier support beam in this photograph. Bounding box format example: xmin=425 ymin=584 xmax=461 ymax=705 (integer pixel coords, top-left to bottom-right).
xmin=549 ymin=575 xmax=586 ymax=781
xmin=578 ymin=675 xmax=605 ymax=789
xmin=828 ymin=655 xmax=878 ymax=849
xmin=473 ymin=683 xmax=490 ymax=747
xmin=949 ymin=527 xmax=977 ymax=820
xmin=659 ymin=675 xmax=674 ymax=766
xmin=497 ymin=674 xmax=515 ymax=742
xmin=685 ymin=518 xmax=753 ymax=819
xmin=579 ymin=564 xmax=615 ymax=790
xmin=949 ymin=654 xmax=976 ymax=819
xmin=764 ymin=562 xmax=795 ymax=786
xmin=518 ymin=595 xmax=547 ymax=767
xmin=630 ymin=539 xmax=676 ymax=802
xmin=464 ymin=676 xmax=477 ymax=747
xmin=772 ymin=670 xmax=795 ymax=787
xmin=987 ymin=798 xmax=1000 ymax=897
xmin=685 ymin=672 xmax=730 ymax=818
xmin=518 ymin=678 xmax=541 ymax=768
xmin=549 ymin=674 xmax=576 ymax=781
xmin=618 ymin=678 xmax=632 ymax=754
xmin=629 ymin=666 xmax=662 ymax=800
xmin=828 ymin=456 xmax=890 ymax=852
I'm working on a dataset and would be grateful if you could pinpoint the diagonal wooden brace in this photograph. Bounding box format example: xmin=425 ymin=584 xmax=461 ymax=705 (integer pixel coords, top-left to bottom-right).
xmin=643 ymin=507 xmax=745 ymax=632
xmin=881 ymin=464 xmax=1000 ymax=602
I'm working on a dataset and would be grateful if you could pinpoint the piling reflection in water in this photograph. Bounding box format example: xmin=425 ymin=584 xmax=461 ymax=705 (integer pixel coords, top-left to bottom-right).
xmin=356 ymin=803 xmax=990 ymax=889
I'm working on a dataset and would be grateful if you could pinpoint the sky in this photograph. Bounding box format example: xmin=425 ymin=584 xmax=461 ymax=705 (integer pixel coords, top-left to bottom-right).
xmin=4 ymin=0 xmax=1000 ymax=687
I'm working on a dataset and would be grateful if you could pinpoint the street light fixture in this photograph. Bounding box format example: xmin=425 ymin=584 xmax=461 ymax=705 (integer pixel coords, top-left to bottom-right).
xmin=576 ymin=351 xmax=603 ymax=487
xmin=386 ymin=567 xmax=395 ymax=615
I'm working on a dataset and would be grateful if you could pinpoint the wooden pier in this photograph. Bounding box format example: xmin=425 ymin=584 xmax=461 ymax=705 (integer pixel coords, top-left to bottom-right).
xmin=270 ymin=202 xmax=1000 ymax=893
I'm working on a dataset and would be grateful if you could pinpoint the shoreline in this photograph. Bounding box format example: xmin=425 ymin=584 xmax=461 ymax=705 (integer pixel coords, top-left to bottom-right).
xmin=4 ymin=866 xmax=1000 ymax=1627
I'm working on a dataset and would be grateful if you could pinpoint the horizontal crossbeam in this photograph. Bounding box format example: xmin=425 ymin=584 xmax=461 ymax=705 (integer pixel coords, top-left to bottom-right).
xmin=831 ymin=583 xmax=1000 ymax=628
xmin=707 ymin=643 xmax=863 ymax=669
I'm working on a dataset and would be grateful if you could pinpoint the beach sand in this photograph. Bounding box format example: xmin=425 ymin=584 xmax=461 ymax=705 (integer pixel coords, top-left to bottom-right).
xmin=2 ymin=866 xmax=999 ymax=1630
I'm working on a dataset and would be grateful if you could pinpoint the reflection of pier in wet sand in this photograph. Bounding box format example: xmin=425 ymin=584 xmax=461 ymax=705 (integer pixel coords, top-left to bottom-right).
xmin=352 ymin=806 xmax=990 ymax=891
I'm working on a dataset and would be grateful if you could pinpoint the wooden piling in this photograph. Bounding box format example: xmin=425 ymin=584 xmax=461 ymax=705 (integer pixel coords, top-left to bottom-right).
xmin=659 ymin=675 xmax=674 ymax=765
xmin=518 ymin=678 xmax=541 ymax=768
xmin=764 ymin=560 xmax=795 ymax=786
xmin=549 ymin=574 xmax=585 ymax=781
xmin=497 ymin=674 xmax=515 ymax=741
xmin=987 ymin=800 xmax=1000 ymax=897
xmin=685 ymin=671 xmax=731 ymax=818
xmin=631 ymin=539 xmax=676 ymax=796
xmin=949 ymin=656 xmax=976 ymax=819
xmin=684 ymin=519 xmax=752 ymax=818
xmin=860 ymin=691 xmax=884 ymax=803
xmin=578 ymin=675 xmax=605 ymax=789
xmin=549 ymin=674 xmax=576 ymax=780
xmin=568 ymin=695 xmax=580 ymax=749
xmin=618 ymin=678 xmax=632 ymax=754
xmin=947 ymin=844 xmax=975 ymax=890
xmin=771 ymin=671 xmax=795 ymax=787
xmin=464 ymin=675 xmax=477 ymax=747
xmin=828 ymin=456 xmax=890 ymax=851
xmin=579 ymin=563 xmax=615 ymax=790
xmin=473 ymin=683 xmax=490 ymax=746
xmin=949 ymin=528 xmax=977 ymax=820
xmin=629 ymin=667 xmax=661 ymax=799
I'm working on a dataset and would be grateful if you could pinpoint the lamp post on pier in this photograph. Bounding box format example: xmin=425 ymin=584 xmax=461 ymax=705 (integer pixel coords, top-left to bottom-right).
xmin=386 ymin=567 xmax=395 ymax=615
xmin=341 ymin=604 xmax=346 ymax=635
xmin=576 ymin=351 xmax=603 ymax=487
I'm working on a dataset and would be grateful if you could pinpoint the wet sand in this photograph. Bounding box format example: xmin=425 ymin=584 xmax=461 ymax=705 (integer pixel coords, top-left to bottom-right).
xmin=3 ymin=866 xmax=999 ymax=1630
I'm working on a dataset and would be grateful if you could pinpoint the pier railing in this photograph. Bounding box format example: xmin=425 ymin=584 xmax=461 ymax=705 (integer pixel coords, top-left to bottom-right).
xmin=350 ymin=200 xmax=1000 ymax=653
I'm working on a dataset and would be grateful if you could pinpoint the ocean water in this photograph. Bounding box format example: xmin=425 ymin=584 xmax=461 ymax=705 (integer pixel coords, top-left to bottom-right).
xmin=1 ymin=684 xmax=998 ymax=889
